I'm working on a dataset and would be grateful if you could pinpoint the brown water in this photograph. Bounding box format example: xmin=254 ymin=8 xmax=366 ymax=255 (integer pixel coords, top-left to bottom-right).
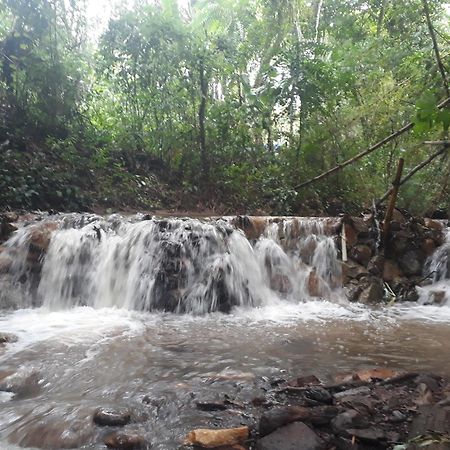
xmin=1 ymin=302 xmax=450 ymax=449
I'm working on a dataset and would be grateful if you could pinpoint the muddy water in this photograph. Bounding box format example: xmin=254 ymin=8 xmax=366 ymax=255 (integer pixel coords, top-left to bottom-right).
xmin=1 ymin=302 xmax=450 ymax=449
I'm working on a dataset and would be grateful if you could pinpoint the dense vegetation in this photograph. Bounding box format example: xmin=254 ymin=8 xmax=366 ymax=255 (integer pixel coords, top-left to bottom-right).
xmin=0 ymin=0 xmax=449 ymax=215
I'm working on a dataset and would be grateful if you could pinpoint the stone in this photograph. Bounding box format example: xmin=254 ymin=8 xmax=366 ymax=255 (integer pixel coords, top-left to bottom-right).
xmin=367 ymin=255 xmax=384 ymax=276
xmin=303 ymin=386 xmax=333 ymax=405
xmin=104 ymin=432 xmax=146 ymax=449
xmin=346 ymin=428 xmax=386 ymax=442
xmin=341 ymin=260 xmax=368 ymax=284
xmin=29 ymin=222 xmax=58 ymax=252
xmin=331 ymin=409 xmax=369 ymax=432
xmin=424 ymin=218 xmax=444 ymax=231
xmin=349 ymin=245 xmax=372 ymax=267
xmin=259 ymin=406 xmax=338 ymax=436
xmin=422 ymin=238 xmax=437 ymax=257
xmin=399 ymin=250 xmax=424 ymax=276
xmin=358 ymin=277 xmax=385 ymax=304
xmin=93 ymin=408 xmax=131 ymax=427
xmin=0 ymin=332 xmax=18 ymax=345
xmin=196 ymin=401 xmax=228 ymax=411
xmin=289 ymin=375 xmax=321 ymax=388
xmin=383 ymin=259 xmax=404 ymax=282
xmin=344 ymin=223 xmax=358 ymax=248
xmin=184 ymin=426 xmax=249 ymax=448
xmin=308 ymin=269 xmax=323 ymax=297
xmin=256 ymin=422 xmax=325 ymax=450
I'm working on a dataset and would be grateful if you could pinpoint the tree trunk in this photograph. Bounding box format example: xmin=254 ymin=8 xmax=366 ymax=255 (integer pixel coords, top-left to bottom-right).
xmin=198 ymin=60 xmax=209 ymax=181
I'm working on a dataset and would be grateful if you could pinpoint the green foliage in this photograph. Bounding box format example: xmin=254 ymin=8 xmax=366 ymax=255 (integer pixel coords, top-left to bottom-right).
xmin=0 ymin=0 xmax=449 ymax=214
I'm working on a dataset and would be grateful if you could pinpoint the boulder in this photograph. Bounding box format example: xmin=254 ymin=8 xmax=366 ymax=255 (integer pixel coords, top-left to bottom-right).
xmin=367 ymin=255 xmax=385 ymax=276
xmin=184 ymin=426 xmax=249 ymax=448
xmin=358 ymin=277 xmax=385 ymax=304
xmin=104 ymin=432 xmax=147 ymax=449
xmin=259 ymin=406 xmax=338 ymax=436
xmin=341 ymin=260 xmax=368 ymax=284
xmin=399 ymin=250 xmax=424 ymax=277
xmin=331 ymin=409 xmax=369 ymax=433
xmin=29 ymin=222 xmax=58 ymax=252
xmin=421 ymin=238 xmax=436 ymax=257
xmin=93 ymin=408 xmax=131 ymax=427
xmin=349 ymin=245 xmax=372 ymax=267
xmin=256 ymin=422 xmax=325 ymax=450
xmin=382 ymin=259 xmax=403 ymax=282
xmin=0 ymin=332 xmax=18 ymax=345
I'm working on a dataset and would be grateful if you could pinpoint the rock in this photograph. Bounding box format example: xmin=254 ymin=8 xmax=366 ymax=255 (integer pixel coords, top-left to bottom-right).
xmin=0 ymin=332 xmax=18 ymax=345
xmin=349 ymin=245 xmax=372 ymax=267
xmin=256 ymin=422 xmax=325 ymax=450
xmin=308 ymin=269 xmax=324 ymax=297
xmin=196 ymin=401 xmax=228 ymax=411
xmin=399 ymin=250 xmax=424 ymax=276
xmin=184 ymin=426 xmax=249 ymax=448
xmin=0 ymin=218 xmax=17 ymax=243
xmin=424 ymin=218 xmax=444 ymax=231
xmin=344 ymin=223 xmax=358 ymax=248
xmin=341 ymin=259 xmax=368 ymax=284
xmin=288 ymin=374 xmax=321 ymax=388
xmin=303 ymin=386 xmax=333 ymax=405
xmin=383 ymin=259 xmax=403 ymax=282
xmin=358 ymin=277 xmax=385 ymax=304
xmin=367 ymin=255 xmax=384 ymax=276
xmin=29 ymin=222 xmax=58 ymax=252
xmin=346 ymin=427 xmax=386 ymax=442
xmin=331 ymin=409 xmax=369 ymax=432
xmin=259 ymin=406 xmax=338 ymax=436
xmin=422 ymin=238 xmax=437 ymax=256
xmin=392 ymin=209 xmax=406 ymax=224
xmin=93 ymin=408 xmax=131 ymax=427
xmin=104 ymin=432 xmax=146 ymax=449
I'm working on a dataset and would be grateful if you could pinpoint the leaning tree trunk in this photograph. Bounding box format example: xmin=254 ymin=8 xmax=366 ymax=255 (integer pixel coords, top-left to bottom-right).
xmin=198 ymin=60 xmax=209 ymax=182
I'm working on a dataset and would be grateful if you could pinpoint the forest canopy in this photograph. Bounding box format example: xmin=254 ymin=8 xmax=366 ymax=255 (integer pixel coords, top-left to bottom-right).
xmin=0 ymin=0 xmax=449 ymax=215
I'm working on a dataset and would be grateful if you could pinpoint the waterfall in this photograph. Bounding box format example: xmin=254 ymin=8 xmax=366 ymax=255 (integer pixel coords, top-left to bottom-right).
xmin=0 ymin=214 xmax=342 ymax=313
xmin=418 ymin=227 xmax=450 ymax=305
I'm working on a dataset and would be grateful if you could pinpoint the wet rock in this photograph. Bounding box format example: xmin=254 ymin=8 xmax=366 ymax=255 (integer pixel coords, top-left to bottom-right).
xmin=346 ymin=427 xmax=386 ymax=442
xmin=256 ymin=422 xmax=325 ymax=450
xmin=184 ymin=426 xmax=249 ymax=448
xmin=331 ymin=410 xmax=369 ymax=432
xmin=349 ymin=245 xmax=372 ymax=267
xmin=382 ymin=259 xmax=403 ymax=282
xmin=422 ymin=238 xmax=437 ymax=256
xmin=357 ymin=277 xmax=385 ymax=304
xmin=367 ymin=255 xmax=384 ymax=276
xmin=341 ymin=259 xmax=368 ymax=284
xmin=93 ymin=408 xmax=131 ymax=427
xmin=288 ymin=374 xmax=321 ymax=388
xmin=0 ymin=215 xmax=17 ymax=243
xmin=399 ymin=250 xmax=424 ymax=277
xmin=0 ymin=370 xmax=41 ymax=399
xmin=259 ymin=406 xmax=338 ymax=436
xmin=104 ymin=432 xmax=147 ymax=449
xmin=29 ymin=222 xmax=58 ymax=252
xmin=303 ymin=387 xmax=333 ymax=405
xmin=0 ymin=332 xmax=18 ymax=345
xmin=196 ymin=401 xmax=228 ymax=411
xmin=308 ymin=269 xmax=324 ymax=297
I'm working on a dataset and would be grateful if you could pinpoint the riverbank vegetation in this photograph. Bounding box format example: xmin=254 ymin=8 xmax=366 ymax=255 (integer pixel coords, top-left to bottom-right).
xmin=0 ymin=0 xmax=449 ymax=215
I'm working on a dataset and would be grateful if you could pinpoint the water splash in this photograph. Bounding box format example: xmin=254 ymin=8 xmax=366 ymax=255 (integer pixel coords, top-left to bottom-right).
xmin=0 ymin=215 xmax=342 ymax=313
xmin=418 ymin=227 xmax=450 ymax=305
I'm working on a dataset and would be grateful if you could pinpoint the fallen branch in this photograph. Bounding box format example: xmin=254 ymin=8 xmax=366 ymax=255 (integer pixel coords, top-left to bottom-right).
xmin=377 ymin=145 xmax=449 ymax=206
xmin=294 ymin=97 xmax=450 ymax=190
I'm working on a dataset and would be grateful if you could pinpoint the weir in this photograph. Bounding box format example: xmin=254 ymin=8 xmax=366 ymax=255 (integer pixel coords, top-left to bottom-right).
xmin=0 ymin=214 xmax=342 ymax=313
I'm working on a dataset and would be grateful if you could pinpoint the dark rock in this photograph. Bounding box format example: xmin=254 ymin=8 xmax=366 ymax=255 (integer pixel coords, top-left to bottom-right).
xmin=358 ymin=277 xmax=385 ymax=304
xmin=382 ymin=259 xmax=404 ymax=282
xmin=93 ymin=408 xmax=131 ymax=427
xmin=367 ymin=255 xmax=384 ymax=276
xmin=303 ymin=387 xmax=333 ymax=405
xmin=399 ymin=250 xmax=424 ymax=277
xmin=196 ymin=401 xmax=228 ymax=411
xmin=259 ymin=406 xmax=338 ymax=436
xmin=346 ymin=427 xmax=386 ymax=442
xmin=288 ymin=374 xmax=321 ymax=388
xmin=104 ymin=432 xmax=147 ymax=449
xmin=256 ymin=422 xmax=325 ymax=450
xmin=349 ymin=245 xmax=372 ymax=267
xmin=331 ymin=410 xmax=369 ymax=432
xmin=341 ymin=260 xmax=368 ymax=284
xmin=0 ymin=332 xmax=18 ymax=345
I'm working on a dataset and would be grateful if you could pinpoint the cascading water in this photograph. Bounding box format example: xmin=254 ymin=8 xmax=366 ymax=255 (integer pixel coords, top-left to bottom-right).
xmin=418 ymin=226 xmax=450 ymax=305
xmin=0 ymin=214 xmax=342 ymax=314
